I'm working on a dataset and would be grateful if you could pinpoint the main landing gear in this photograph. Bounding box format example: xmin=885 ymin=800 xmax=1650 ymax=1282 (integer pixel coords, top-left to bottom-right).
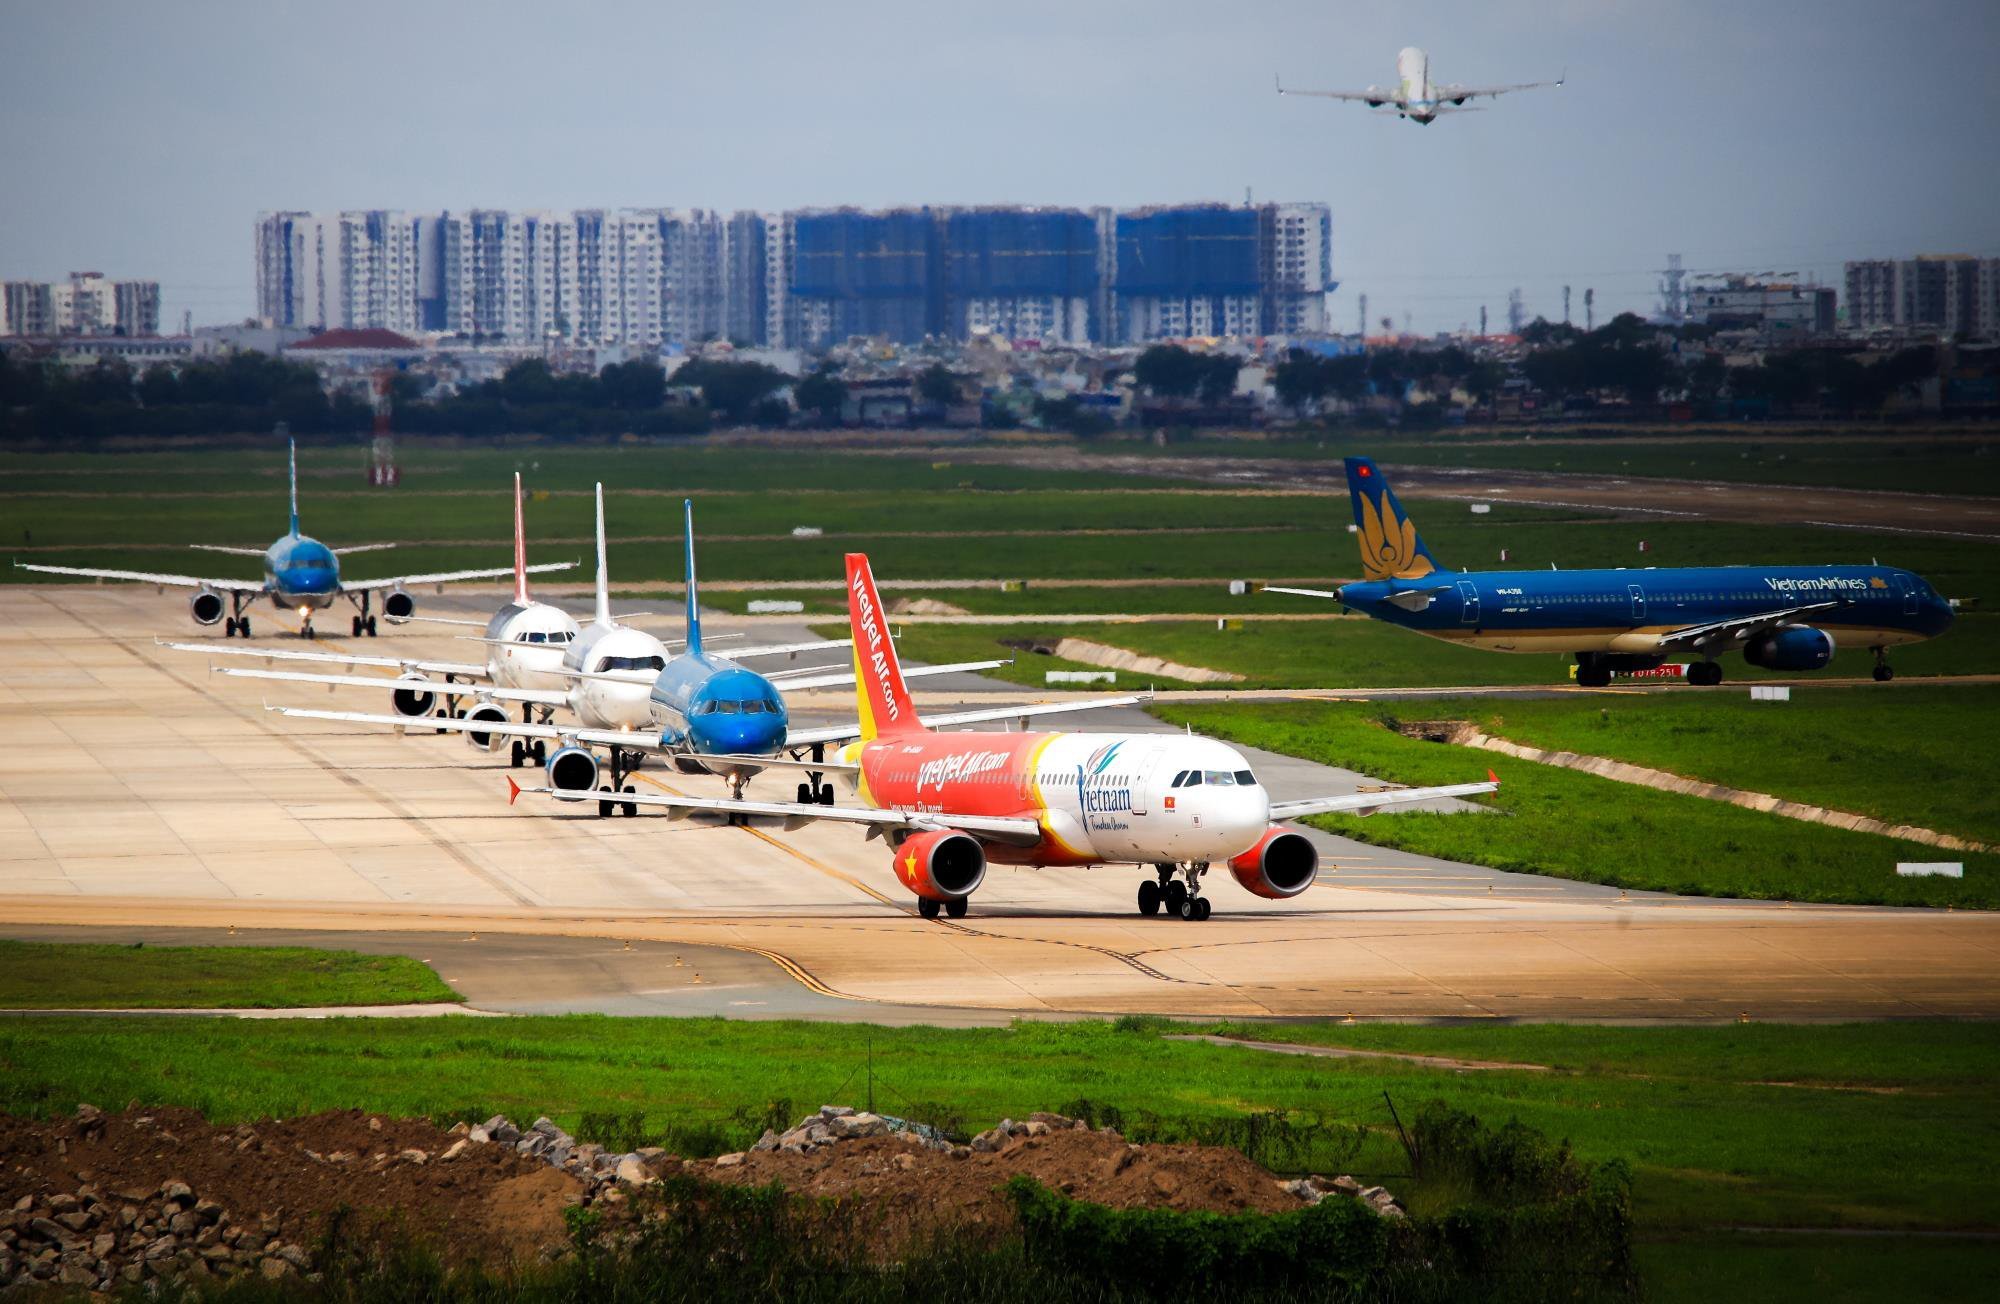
xmin=597 ymin=744 xmax=640 ymax=819
xmin=917 ymin=897 xmax=969 ymax=921
xmin=221 ymin=591 xmax=257 ymax=638
xmin=1137 ymin=863 xmax=1211 ymax=921
xmin=345 ymin=590 xmax=380 ymax=638
xmin=1687 ymin=661 xmax=1724 ymax=687
xmin=1872 ymin=647 xmax=1894 ymax=682
xmin=792 ymin=744 xmax=837 ymax=806
xmin=509 ymin=739 xmax=549 ymax=769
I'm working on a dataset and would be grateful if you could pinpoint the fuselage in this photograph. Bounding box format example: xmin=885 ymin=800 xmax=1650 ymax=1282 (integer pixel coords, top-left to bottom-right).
xmin=263 ymin=533 xmax=341 ymax=611
xmin=1339 ymin=564 xmax=1955 ymax=655
xmin=484 ymin=600 xmax=583 ymax=692
xmin=565 ymin=622 xmax=669 ymax=730
xmin=839 ymin=731 xmax=1270 ymax=867
xmin=1396 ymin=45 xmax=1435 ymax=119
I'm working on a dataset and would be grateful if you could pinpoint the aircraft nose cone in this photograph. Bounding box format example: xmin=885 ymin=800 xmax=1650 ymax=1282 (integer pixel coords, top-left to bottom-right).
xmin=692 ymin=713 xmax=786 ymax=758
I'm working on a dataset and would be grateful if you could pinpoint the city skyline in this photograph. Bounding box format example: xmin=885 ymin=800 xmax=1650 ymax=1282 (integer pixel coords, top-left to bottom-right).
xmin=4 ymin=0 xmax=1997 ymax=336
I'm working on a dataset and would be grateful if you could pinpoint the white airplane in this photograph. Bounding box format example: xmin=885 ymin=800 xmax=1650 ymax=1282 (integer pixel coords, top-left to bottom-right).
xmin=1278 ymin=46 xmax=1562 ymax=124
xmin=509 ymin=552 xmax=1498 ymax=921
xmin=251 ymin=488 xmax=1012 ymax=814
xmin=17 ymin=439 xmax=574 ymax=638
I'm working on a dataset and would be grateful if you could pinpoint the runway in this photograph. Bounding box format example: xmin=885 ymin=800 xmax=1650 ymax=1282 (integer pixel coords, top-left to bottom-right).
xmin=3 ymin=584 xmax=1996 ymax=1023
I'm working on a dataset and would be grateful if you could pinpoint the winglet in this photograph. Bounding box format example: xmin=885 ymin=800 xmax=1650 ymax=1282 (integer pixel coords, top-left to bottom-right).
xmin=506 ymin=776 xmax=522 ymax=806
xmin=682 ymin=499 xmax=703 ymax=656
xmin=512 ymin=472 xmax=530 ymax=605
xmin=287 ymin=437 xmax=300 ymax=537
xmin=1487 ymin=768 xmax=1500 ymax=788
xmin=592 ymin=483 xmax=611 ymax=627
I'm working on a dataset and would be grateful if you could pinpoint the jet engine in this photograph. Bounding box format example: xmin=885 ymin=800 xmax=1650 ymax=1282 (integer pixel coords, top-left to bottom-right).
xmin=189 ymin=588 xmax=225 ymax=626
xmin=891 ymin=830 xmax=986 ymax=902
xmin=1364 ymin=85 xmax=1386 ymax=106
xmin=1227 ymin=827 xmax=1319 ymax=899
xmin=383 ymin=587 xmax=415 ymax=622
xmin=1743 ymin=626 xmax=1834 ymax=672
xmin=546 ymin=745 xmax=599 ymax=792
xmin=463 ymin=702 xmax=510 ymax=751
xmin=391 ymin=673 xmax=436 ymax=718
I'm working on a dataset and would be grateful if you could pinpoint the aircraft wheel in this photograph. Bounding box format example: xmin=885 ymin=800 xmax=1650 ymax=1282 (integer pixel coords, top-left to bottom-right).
xmin=1163 ymin=880 xmax=1189 ymax=915
xmin=1689 ymin=662 xmax=1723 ymax=687
xmin=1177 ymin=895 xmax=1199 ymax=920
xmin=1193 ymin=896 xmax=1212 ymax=922
xmin=510 ymin=741 xmax=525 ymax=767
xmin=819 ymin=783 xmax=836 ymax=805
xmin=1873 ymin=665 xmax=1894 ymax=682
xmin=351 ymin=616 xmax=363 ymax=637
xmin=946 ymin=897 xmax=968 ymax=919
xmin=1137 ymin=879 xmax=1162 ymax=916
xmin=598 ymin=788 xmax=614 ymax=819
xmin=366 ymin=616 xmax=378 ymax=637
xmin=532 ymin=741 xmax=547 ymax=765
xmin=622 ymin=785 xmax=638 ymax=818
xmin=239 ymin=618 xmax=251 ymax=638
xmin=796 ymin=782 xmax=812 ymax=804
xmin=1576 ymin=664 xmax=1610 ymax=688
xmin=918 ymin=898 xmax=942 ymax=920
xmin=223 ymin=618 xmax=237 ymax=638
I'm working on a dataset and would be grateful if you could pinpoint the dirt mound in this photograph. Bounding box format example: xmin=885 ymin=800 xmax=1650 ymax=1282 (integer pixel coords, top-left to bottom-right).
xmin=0 ymin=1106 xmax=582 ymax=1290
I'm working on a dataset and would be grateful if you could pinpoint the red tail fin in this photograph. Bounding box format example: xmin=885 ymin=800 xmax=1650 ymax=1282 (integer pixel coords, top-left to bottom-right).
xmin=846 ymin=553 xmax=921 ymax=739
xmin=512 ymin=472 xmax=529 ymax=605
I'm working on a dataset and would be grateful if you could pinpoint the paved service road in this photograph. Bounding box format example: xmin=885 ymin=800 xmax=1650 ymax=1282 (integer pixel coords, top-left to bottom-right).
xmin=3 ymin=586 xmax=1996 ymax=1024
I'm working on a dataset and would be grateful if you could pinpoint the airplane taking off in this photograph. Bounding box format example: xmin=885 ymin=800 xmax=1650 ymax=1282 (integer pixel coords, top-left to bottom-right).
xmin=16 ymin=440 xmax=573 ymax=638
xmin=511 ymin=553 xmax=1498 ymax=921
xmin=260 ymin=495 xmax=1005 ymax=813
xmin=1258 ymin=457 xmax=1954 ymax=687
xmin=1278 ymin=46 xmax=1561 ymax=124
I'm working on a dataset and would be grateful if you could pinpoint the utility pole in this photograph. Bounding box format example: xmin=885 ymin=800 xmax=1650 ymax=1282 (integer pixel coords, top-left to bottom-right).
xmin=1479 ymin=305 xmax=1488 ymax=337
xmin=1563 ymin=285 xmax=1572 ymax=325
xmin=1584 ymin=288 xmax=1596 ymax=331
xmin=1358 ymin=293 xmax=1368 ymax=339
xmin=1506 ymin=287 xmax=1525 ymax=334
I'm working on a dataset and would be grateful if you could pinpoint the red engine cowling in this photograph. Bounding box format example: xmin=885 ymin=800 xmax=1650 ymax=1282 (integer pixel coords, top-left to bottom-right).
xmin=1227 ymin=827 xmax=1319 ymax=899
xmin=891 ymin=830 xmax=986 ymax=902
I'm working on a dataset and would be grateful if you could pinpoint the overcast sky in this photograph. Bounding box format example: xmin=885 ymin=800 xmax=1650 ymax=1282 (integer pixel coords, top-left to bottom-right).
xmin=4 ymin=0 xmax=1996 ymax=334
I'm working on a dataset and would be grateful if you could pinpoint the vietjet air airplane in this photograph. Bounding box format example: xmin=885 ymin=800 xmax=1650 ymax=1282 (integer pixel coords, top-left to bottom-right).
xmin=510 ymin=553 xmax=1497 ymax=921
xmin=1278 ymin=46 xmax=1562 ymax=124
xmin=1256 ymin=457 xmax=1955 ymax=687
xmin=17 ymin=440 xmax=573 ymax=638
xmin=260 ymin=495 xmax=1002 ymax=815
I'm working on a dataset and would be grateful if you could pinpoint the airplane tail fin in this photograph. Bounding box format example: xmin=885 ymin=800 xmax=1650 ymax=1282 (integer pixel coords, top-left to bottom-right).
xmin=1343 ymin=457 xmax=1442 ymax=580
xmin=592 ymin=483 xmax=611 ymax=627
xmin=681 ymin=498 xmax=703 ymax=656
xmin=287 ymin=437 xmax=300 ymax=536
xmin=845 ymin=553 xmax=921 ymax=740
xmin=511 ymin=473 xmax=530 ymax=605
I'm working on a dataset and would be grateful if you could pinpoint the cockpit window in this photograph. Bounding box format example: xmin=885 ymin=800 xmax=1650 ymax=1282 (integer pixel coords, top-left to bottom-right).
xmin=1234 ymin=770 xmax=1257 ymax=786
xmin=743 ymin=700 xmax=764 ymax=714
xmin=293 ymin=555 xmax=331 ymax=570
xmin=1183 ymin=771 xmax=1203 ymax=787
xmin=524 ymin=632 xmax=545 ymax=643
xmin=598 ymin=655 xmax=666 ymax=673
xmin=766 ymin=698 xmax=782 ymax=714
xmin=1202 ymin=770 xmax=1237 ymax=786
xmin=1170 ymin=770 xmax=1190 ymax=788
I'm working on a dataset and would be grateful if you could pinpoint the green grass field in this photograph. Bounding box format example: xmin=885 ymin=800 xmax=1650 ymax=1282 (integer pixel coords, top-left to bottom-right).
xmin=1445 ymin=685 xmax=2000 ymax=846
xmin=1152 ymin=699 xmax=1996 ymax=907
xmin=0 ymin=939 xmax=461 ymax=1008
xmin=0 ymin=1014 xmax=1992 ymax=1297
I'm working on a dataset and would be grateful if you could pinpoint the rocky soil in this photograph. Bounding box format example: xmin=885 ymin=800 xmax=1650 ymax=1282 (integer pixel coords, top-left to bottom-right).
xmin=0 ymin=1104 xmax=1403 ymax=1291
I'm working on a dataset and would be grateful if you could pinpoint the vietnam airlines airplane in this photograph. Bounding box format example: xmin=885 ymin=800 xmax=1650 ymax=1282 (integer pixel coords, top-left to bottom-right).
xmin=259 ymin=495 xmax=1005 ymax=814
xmin=1261 ymin=457 xmax=1955 ymax=687
xmin=1278 ymin=46 xmax=1562 ymax=124
xmin=509 ymin=553 xmax=1497 ymax=921
xmin=16 ymin=440 xmax=573 ymax=638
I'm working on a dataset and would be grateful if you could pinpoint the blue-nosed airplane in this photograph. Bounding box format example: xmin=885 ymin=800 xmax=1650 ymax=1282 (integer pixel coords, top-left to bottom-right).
xmin=1256 ymin=456 xmax=1954 ymax=687
xmin=16 ymin=439 xmax=574 ymax=639
xmin=256 ymin=495 xmax=1010 ymax=813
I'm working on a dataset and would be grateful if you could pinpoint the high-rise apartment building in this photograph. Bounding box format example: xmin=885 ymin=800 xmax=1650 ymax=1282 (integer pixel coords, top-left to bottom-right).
xmin=1 ymin=272 xmax=159 ymax=336
xmin=256 ymin=201 xmax=1335 ymax=349
xmin=1844 ymin=255 xmax=2000 ymax=338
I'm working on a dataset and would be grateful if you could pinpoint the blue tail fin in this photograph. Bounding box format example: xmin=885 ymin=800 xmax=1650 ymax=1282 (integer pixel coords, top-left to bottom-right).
xmin=682 ymin=498 xmax=703 ymax=656
xmin=287 ymin=437 xmax=300 ymax=536
xmin=1343 ymin=457 xmax=1441 ymax=580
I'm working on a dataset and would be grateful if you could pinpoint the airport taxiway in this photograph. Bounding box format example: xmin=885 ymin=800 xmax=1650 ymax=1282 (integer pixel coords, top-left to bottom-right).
xmin=2 ymin=584 xmax=1995 ymax=1023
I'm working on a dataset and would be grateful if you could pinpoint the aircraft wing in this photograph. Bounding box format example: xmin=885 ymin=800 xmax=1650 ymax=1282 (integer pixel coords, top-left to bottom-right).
xmin=783 ymin=692 xmax=1151 ymax=749
xmin=1271 ymin=774 xmax=1499 ymax=821
xmin=507 ymin=777 xmax=1044 ymax=845
xmin=729 ymin=637 xmax=852 ymax=659
xmin=162 ymin=640 xmax=488 ymax=678
xmin=1434 ymin=76 xmax=1563 ymax=101
xmin=1651 ymin=599 xmax=1848 ymax=653
xmin=219 ymin=667 xmax=570 ymax=708
xmin=16 ymin=562 xmax=266 ymax=593
xmin=1276 ymin=76 xmax=1403 ymax=105
xmin=332 ymin=543 xmax=399 ymax=556
xmin=270 ymin=703 xmax=643 ymax=750
xmin=188 ymin=545 xmax=270 ymax=557
xmin=342 ymin=561 xmax=576 ymax=591
xmin=1257 ymin=585 xmax=1340 ymax=600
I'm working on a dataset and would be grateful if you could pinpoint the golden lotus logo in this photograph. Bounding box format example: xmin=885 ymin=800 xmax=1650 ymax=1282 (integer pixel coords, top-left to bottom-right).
xmin=1357 ymin=492 xmax=1434 ymax=580
xmin=1869 ymin=576 xmax=1888 ymax=589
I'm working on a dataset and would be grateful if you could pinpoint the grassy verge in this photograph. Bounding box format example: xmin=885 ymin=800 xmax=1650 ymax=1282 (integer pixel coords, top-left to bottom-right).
xmin=847 ymin=611 xmax=2000 ymax=691
xmin=1151 ymin=700 xmax=1997 ymax=907
xmin=0 ymin=939 xmax=461 ymax=1009
xmin=1444 ymin=684 xmax=2000 ymax=846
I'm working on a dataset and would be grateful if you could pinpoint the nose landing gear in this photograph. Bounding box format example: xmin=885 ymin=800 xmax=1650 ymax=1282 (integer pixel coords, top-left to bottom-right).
xmin=1138 ymin=862 xmax=1212 ymax=920
xmin=1872 ymin=647 xmax=1894 ymax=682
